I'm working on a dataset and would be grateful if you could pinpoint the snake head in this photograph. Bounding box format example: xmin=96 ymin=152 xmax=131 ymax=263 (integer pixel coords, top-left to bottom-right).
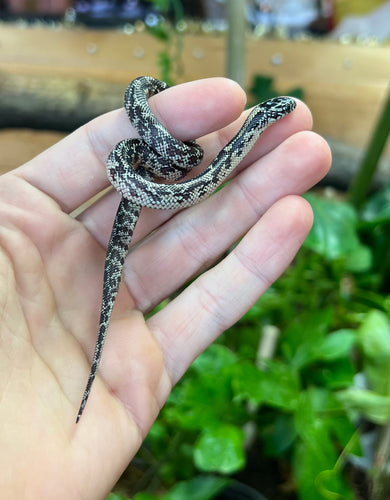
xmin=260 ymin=96 xmax=297 ymax=118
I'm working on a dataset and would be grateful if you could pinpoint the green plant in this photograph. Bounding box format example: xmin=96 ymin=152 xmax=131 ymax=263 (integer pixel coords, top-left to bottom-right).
xmin=348 ymin=85 xmax=390 ymax=208
xmin=249 ymin=74 xmax=304 ymax=105
xmin=106 ymin=182 xmax=390 ymax=500
xmin=145 ymin=0 xmax=185 ymax=85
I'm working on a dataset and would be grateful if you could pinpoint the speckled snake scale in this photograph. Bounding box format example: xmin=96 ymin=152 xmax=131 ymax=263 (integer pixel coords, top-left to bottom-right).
xmin=76 ymin=76 xmax=296 ymax=422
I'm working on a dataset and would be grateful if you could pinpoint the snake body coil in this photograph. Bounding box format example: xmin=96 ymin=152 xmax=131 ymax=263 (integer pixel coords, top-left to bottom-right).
xmin=76 ymin=76 xmax=296 ymax=422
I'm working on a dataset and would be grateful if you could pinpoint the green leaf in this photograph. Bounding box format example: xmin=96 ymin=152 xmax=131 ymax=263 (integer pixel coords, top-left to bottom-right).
xmin=294 ymin=443 xmax=353 ymax=500
xmin=230 ymin=361 xmax=263 ymax=405
xmin=157 ymin=51 xmax=174 ymax=87
xmin=281 ymin=309 xmax=333 ymax=369
xmin=337 ymin=389 xmax=390 ymax=424
xmin=315 ymin=469 xmax=354 ymax=500
xmin=294 ymin=391 xmax=320 ymax=442
xmin=263 ymin=414 xmax=297 ymax=456
xmin=232 ymin=360 xmax=300 ymax=410
xmin=288 ymin=327 xmax=356 ymax=390
xmin=294 ymin=400 xmax=353 ymax=499
xmin=191 ymin=344 xmax=237 ymax=377
xmin=313 ymin=330 xmax=356 ymax=361
xmin=293 ymin=432 xmax=338 ymax=500
xmin=309 ymin=358 xmax=355 ymax=389
xmin=147 ymin=24 xmax=171 ymax=42
xmin=249 ymin=73 xmax=304 ymax=103
xmin=165 ymin=345 xmax=240 ymax=430
xmin=344 ymin=244 xmax=373 ymax=272
xmin=194 ymin=425 xmax=245 ymax=474
xmin=257 ymin=361 xmax=300 ymax=410
xmin=294 ymin=389 xmax=342 ymax=440
xmin=292 ymin=389 xmax=355 ymax=499
xmin=133 ymin=494 xmax=157 ymax=500
xmin=326 ymin=413 xmax=359 ymax=452
xmin=360 ymin=180 xmax=390 ymax=225
xmin=358 ymin=310 xmax=390 ymax=395
xmin=358 ymin=310 xmax=390 ymax=361
xmin=303 ymin=194 xmax=372 ymax=271
xmin=163 ymin=476 xmax=231 ymax=500
xmin=165 ymin=379 xmax=230 ymax=430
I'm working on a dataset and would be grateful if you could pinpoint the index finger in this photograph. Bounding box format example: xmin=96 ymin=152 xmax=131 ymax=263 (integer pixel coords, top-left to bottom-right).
xmin=9 ymin=78 xmax=247 ymax=213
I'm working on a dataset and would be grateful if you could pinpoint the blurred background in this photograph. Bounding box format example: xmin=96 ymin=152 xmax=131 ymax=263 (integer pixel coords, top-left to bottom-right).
xmin=1 ymin=2 xmax=390 ymax=500
xmin=0 ymin=0 xmax=389 ymax=181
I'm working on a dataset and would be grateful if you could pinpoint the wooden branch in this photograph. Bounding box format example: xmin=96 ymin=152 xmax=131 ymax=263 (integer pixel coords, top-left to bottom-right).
xmin=0 ymin=72 xmax=125 ymax=131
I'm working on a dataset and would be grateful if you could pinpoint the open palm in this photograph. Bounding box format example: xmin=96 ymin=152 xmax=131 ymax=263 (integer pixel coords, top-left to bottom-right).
xmin=0 ymin=78 xmax=330 ymax=499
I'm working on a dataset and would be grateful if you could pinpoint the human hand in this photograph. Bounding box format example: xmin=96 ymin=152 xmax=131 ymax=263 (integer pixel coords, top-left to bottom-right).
xmin=0 ymin=77 xmax=330 ymax=499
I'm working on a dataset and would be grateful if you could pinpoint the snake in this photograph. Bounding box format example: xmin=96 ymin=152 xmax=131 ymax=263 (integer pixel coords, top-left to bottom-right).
xmin=76 ymin=76 xmax=296 ymax=422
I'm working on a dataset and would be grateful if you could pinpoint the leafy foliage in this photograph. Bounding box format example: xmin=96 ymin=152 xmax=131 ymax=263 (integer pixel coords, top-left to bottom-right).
xmin=134 ymin=476 xmax=231 ymax=500
xmin=303 ymin=193 xmax=372 ymax=272
xmin=144 ymin=0 xmax=185 ymax=85
xmin=108 ymin=181 xmax=390 ymax=500
xmin=249 ymin=74 xmax=304 ymax=105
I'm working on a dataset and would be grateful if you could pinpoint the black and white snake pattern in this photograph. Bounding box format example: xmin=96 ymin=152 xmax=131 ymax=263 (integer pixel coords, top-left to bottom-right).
xmin=76 ymin=76 xmax=296 ymax=422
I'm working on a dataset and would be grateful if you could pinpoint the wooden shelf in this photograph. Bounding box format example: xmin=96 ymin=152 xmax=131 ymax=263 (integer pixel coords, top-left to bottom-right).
xmin=0 ymin=24 xmax=389 ymax=173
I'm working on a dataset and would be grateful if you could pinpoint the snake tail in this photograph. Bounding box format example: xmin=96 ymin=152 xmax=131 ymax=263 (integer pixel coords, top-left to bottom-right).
xmin=76 ymin=197 xmax=141 ymax=422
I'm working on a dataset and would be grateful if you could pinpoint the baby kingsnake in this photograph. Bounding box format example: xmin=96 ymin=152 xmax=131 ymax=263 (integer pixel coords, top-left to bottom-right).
xmin=76 ymin=76 xmax=296 ymax=422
